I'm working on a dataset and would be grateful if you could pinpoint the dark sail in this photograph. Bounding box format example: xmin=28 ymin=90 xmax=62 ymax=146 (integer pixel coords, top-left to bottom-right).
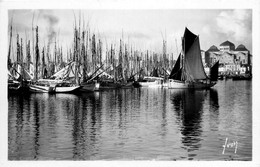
xmin=168 ymin=27 xmax=218 ymax=89
xmin=184 ymin=37 xmax=207 ymax=80
xmin=210 ymin=61 xmax=219 ymax=81
xmin=151 ymin=67 xmax=159 ymax=77
xmin=175 ymin=67 xmax=183 ymax=80
xmin=182 ymin=27 xmax=197 ymax=54
xmin=170 ymin=28 xmax=207 ymax=81
xmin=169 ymin=53 xmax=181 ymax=80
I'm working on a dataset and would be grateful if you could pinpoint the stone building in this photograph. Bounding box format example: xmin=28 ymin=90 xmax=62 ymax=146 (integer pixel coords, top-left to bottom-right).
xmin=205 ymin=41 xmax=252 ymax=75
xmin=219 ymin=40 xmax=235 ymax=52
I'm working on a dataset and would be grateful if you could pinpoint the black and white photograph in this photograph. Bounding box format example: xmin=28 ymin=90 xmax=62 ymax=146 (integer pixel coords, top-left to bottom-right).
xmin=1 ymin=0 xmax=260 ymax=166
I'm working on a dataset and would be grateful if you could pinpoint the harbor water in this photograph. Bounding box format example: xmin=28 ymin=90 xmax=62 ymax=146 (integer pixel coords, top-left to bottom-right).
xmin=8 ymin=80 xmax=252 ymax=160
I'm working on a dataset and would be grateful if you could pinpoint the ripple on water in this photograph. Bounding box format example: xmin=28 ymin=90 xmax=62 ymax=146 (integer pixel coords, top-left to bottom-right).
xmin=8 ymin=81 xmax=252 ymax=160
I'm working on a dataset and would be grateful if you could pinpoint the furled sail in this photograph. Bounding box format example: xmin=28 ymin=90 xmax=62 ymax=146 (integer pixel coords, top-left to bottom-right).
xmin=183 ymin=30 xmax=207 ymax=81
xmin=210 ymin=61 xmax=219 ymax=81
xmin=51 ymin=61 xmax=74 ymax=79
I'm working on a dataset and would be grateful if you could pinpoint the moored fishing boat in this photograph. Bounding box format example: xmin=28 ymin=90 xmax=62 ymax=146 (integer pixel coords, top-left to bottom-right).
xmin=8 ymin=67 xmax=32 ymax=93
xmin=80 ymin=80 xmax=100 ymax=92
xmin=28 ymin=62 xmax=82 ymax=93
xmin=99 ymin=81 xmax=122 ymax=90
xmin=135 ymin=76 xmax=164 ymax=88
xmin=8 ymin=70 xmax=22 ymax=92
xmin=232 ymin=74 xmax=252 ymax=80
xmin=29 ymin=79 xmax=81 ymax=93
xmin=121 ymin=81 xmax=135 ymax=89
xmin=168 ymin=28 xmax=218 ymax=89
xmin=8 ymin=80 xmax=22 ymax=92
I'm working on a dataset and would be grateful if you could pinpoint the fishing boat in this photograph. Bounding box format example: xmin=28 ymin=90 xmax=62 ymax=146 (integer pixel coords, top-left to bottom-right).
xmin=232 ymin=74 xmax=252 ymax=80
xmin=8 ymin=70 xmax=22 ymax=92
xmin=8 ymin=66 xmax=32 ymax=93
xmin=135 ymin=76 xmax=164 ymax=88
xmin=121 ymin=80 xmax=135 ymax=89
xmin=81 ymin=80 xmax=100 ymax=92
xmin=80 ymin=66 xmax=113 ymax=91
xmin=29 ymin=79 xmax=81 ymax=93
xmin=133 ymin=67 xmax=164 ymax=88
xmin=8 ymin=80 xmax=22 ymax=92
xmin=28 ymin=61 xmax=82 ymax=93
xmin=168 ymin=28 xmax=218 ymax=89
xmin=99 ymin=79 xmax=122 ymax=90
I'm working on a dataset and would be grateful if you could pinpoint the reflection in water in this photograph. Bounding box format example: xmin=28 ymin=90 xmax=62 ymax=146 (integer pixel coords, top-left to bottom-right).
xmin=208 ymin=89 xmax=220 ymax=132
xmin=71 ymin=95 xmax=83 ymax=159
xmin=209 ymin=89 xmax=219 ymax=112
xmin=161 ymin=89 xmax=167 ymax=137
xmin=117 ymin=89 xmax=126 ymax=140
xmin=8 ymin=81 xmax=252 ymax=160
xmin=16 ymin=96 xmax=24 ymax=156
xmin=33 ymin=97 xmax=40 ymax=159
xmin=62 ymin=92 xmax=104 ymax=159
xmin=170 ymin=89 xmax=206 ymax=159
xmin=10 ymin=95 xmax=24 ymax=159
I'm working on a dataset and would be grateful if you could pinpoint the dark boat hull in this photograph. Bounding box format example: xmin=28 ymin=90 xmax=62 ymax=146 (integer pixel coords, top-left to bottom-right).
xmin=232 ymin=75 xmax=252 ymax=80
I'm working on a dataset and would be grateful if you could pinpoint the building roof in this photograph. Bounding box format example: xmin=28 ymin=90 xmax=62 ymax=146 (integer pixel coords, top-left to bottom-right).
xmin=235 ymin=44 xmax=248 ymax=51
xmin=220 ymin=40 xmax=235 ymax=47
xmin=207 ymin=45 xmax=219 ymax=52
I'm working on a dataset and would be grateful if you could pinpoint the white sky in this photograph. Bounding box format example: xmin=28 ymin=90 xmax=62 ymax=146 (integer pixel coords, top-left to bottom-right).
xmin=9 ymin=9 xmax=252 ymax=60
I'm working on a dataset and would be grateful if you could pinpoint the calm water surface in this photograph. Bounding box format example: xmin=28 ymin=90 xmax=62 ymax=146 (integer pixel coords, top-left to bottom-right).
xmin=8 ymin=80 xmax=252 ymax=160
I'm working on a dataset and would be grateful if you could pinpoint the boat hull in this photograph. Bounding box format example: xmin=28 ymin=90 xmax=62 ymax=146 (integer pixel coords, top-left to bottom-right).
xmin=232 ymin=75 xmax=252 ymax=80
xmin=8 ymin=84 xmax=22 ymax=93
xmin=29 ymin=84 xmax=81 ymax=93
xmin=8 ymin=81 xmax=30 ymax=93
xmin=81 ymin=82 xmax=100 ymax=92
xmin=8 ymin=81 xmax=22 ymax=91
xmin=99 ymin=82 xmax=122 ymax=90
xmin=135 ymin=77 xmax=164 ymax=88
xmin=139 ymin=81 xmax=163 ymax=88
xmin=168 ymin=79 xmax=216 ymax=89
xmin=121 ymin=82 xmax=134 ymax=89
xmin=29 ymin=84 xmax=50 ymax=92
xmin=55 ymin=86 xmax=82 ymax=93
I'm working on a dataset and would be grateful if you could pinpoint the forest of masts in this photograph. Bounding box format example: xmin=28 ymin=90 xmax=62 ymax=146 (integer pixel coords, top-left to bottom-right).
xmin=8 ymin=18 xmax=176 ymax=84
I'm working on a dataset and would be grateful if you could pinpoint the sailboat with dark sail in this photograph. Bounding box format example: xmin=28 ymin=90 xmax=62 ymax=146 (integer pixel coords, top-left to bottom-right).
xmin=168 ymin=28 xmax=218 ymax=89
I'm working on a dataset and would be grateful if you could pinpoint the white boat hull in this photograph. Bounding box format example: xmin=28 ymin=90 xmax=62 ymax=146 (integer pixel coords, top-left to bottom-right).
xmin=55 ymin=86 xmax=82 ymax=93
xmin=138 ymin=76 xmax=164 ymax=88
xmin=139 ymin=81 xmax=163 ymax=88
xmin=29 ymin=85 xmax=50 ymax=92
xmin=168 ymin=79 xmax=216 ymax=89
xmin=29 ymin=84 xmax=81 ymax=93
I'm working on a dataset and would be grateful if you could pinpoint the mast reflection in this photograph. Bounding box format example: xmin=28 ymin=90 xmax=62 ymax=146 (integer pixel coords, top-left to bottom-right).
xmin=32 ymin=95 xmax=40 ymax=159
xmin=64 ymin=92 xmax=102 ymax=159
xmin=209 ymin=89 xmax=219 ymax=112
xmin=209 ymin=89 xmax=220 ymax=131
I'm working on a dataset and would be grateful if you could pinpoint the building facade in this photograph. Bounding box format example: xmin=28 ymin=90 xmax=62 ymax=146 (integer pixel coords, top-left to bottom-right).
xmin=204 ymin=41 xmax=252 ymax=75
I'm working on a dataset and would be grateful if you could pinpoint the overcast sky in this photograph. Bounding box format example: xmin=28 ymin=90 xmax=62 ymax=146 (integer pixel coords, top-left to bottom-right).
xmin=9 ymin=9 xmax=252 ymax=59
